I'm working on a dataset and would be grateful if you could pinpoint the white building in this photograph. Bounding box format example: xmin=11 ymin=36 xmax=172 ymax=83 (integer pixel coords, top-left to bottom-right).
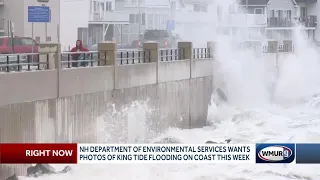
xmin=215 ymin=0 xmax=318 ymax=43
xmin=88 ymin=0 xmax=129 ymax=46
xmin=60 ymin=0 xmax=129 ymax=50
xmin=295 ymin=0 xmax=318 ymax=40
xmin=170 ymin=0 xmax=217 ymax=47
xmin=115 ymin=0 xmax=171 ymax=46
xmin=60 ymin=0 xmax=88 ymax=50
xmin=215 ymin=0 xmax=268 ymax=42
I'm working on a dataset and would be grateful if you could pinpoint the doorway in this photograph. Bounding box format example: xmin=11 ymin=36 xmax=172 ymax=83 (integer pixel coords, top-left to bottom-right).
xmin=254 ymin=8 xmax=263 ymax=14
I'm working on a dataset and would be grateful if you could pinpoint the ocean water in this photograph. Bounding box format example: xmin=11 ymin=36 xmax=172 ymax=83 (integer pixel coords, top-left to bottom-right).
xmin=19 ymin=1 xmax=320 ymax=179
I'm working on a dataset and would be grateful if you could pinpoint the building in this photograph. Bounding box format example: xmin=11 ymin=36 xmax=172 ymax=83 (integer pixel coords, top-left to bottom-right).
xmin=170 ymin=0 xmax=217 ymax=47
xmin=215 ymin=0 xmax=317 ymax=43
xmin=266 ymin=0 xmax=316 ymax=41
xmin=215 ymin=0 xmax=268 ymax=42
xmin=60 ymin=0 xmax=130 ymax=50
xmin=115 ymin=0 xmax=171 ymax=45
xmin=87 ymin=0 xmax=130 ymax=46
xmin=60 ymin=0 xmax=88 ymax=50
xmin=0 ymin=0 xmax=60 ymax=43
xmin=295 ymin=0 xmax=318 ymax=40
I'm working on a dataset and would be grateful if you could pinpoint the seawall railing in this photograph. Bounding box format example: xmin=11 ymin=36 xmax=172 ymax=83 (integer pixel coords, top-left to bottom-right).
xmin=0 ymin=42 xmax=294 ymax=73
xmin=117 ymin=49 xmax=150 ymax=64
xmin=61 ymin=51 xmax=99 ymax=68
xmin=0 ymin=53 xmax=49 ymax=72
xmin=0 ymin=41 xmax=215 ymax=106
xmin=263 ymin=45 xmax=294 ymax=53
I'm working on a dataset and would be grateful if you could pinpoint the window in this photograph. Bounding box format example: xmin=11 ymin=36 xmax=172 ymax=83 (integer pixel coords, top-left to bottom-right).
xmin=217 ymin=5 xmax=222 ymax=22
xmin=129 ymin=14 xmax=144 ymax=23
xmin=147 ymin=14 xmax=153 ymax=29
xmin=170 ymin=2 xmax=176 ymax=12
xmin=277 ymin=10 xmax=283 ymax=18
xmin=154 ymin=14 xmax=159 ymax=29
xmin=254 ymin=8 xmax=263 ymax=14
xmin=93 ymin=1 xmax=97 ymax=11
xmin=129 ymin=14 xmax=135 ymax=23
xmin=0 ymin=38 xmax=4 ymax=45
xmin=287 ymin=10 xmax=291 ymax=19
xmin=300 ymin=7 xmax=306 ymax=19
xmin=97 ymin=2 xmax=100 ymax=12
xmin=7 ymin=38 xmax=22 ymax=46
xmin=193 ymin=4 xmax=208 ymax=12
xmin=90 ymin=0 xmax=92 ymax=13
xmin=194 ymin=4 xmax=200 ymax=11
xmin=141 ymin=13 xmax=146 ymax=25
xmin=46 ymin=37 xmax=51 ymax=42
xmin=269 ymin=10 xmax=275 ymax=17
xmin=106 ymin=1 xmax=112 ymax=11
xmin=101 ymin=2 xmax=105 ymax=11
xmin=161 ymin=15 xmax=166 ymax=25
xmin=144 ymin=30 xmax=169 ymax=39
xmin=20 ymin=38 xmax=34 ymax=45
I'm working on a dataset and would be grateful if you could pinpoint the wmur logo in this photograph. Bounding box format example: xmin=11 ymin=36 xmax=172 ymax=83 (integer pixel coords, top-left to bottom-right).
xmin=256 ymin=144 xmax=295 ymax=163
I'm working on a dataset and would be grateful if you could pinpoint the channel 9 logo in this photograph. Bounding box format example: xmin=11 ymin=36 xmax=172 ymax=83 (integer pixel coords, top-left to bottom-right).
xmin=256 ymin=143 xmax=295 ymax=163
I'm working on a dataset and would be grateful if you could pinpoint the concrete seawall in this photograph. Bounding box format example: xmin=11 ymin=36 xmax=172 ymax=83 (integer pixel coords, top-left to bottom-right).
xmin=0 ymin=41 xmax=214 ymax=179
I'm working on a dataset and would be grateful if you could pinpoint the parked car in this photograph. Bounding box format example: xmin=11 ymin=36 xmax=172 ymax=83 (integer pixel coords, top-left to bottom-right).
xmin=0 ymin=36 xmax=39 ymax=61
xmin=89 ymin=43 xmax=132 ymax=51
xmin=131 ymin=29 xmax=177 ymax=49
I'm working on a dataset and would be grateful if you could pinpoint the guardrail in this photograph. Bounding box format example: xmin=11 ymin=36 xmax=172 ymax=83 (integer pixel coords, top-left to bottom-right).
xmin=61 ymin=50 xmax=152 ymax=67
xmin=61 ymin=51 xmax=100 ymax=68
xmin=117 ymin=49 xmax=151 ymax=64
xmin=0 ymin=53 xmax=49 ymax=72
xmin=0 ymin=43 xmax=296 ymax=73
xmin=160 ymin=48 xmax=185 ymax=61
xmin=193 ymin=48 xmax=211 ymax=59
xmin=263 ymin=45 xmax=294 ymax=53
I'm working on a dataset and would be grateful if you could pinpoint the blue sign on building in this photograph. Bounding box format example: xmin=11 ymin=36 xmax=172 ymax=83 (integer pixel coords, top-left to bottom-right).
xmin=167 ymin=20 xmax=175 ymax=31
xmin=28 ymin=6 xmax=50 ymax=23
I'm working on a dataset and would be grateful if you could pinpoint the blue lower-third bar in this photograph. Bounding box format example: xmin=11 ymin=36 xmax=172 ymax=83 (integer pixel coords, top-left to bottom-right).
xmin=296 ymin=143 xmax=320 ymax=164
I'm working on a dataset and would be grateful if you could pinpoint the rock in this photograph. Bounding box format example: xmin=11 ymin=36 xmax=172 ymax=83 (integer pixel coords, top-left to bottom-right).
xmin=27 ymin=166 xmax=34 ymax=176
xmin=152 ymin=137 xmax=232 ymax=144
xmin=8 ymin=164 xmax=72 ymax=180
xmin=206 ymin=139 xmax=232 ymax=144
xmin=26 ymin=164 xmax=72 ymax=177
xmin=153 ymin=137 xmax=181 ymax=144
xmin=27 ymin=164 xmax=55 ymax=177
xmin=6 ymin=174 xmax=18 ymax=180
xmin=217 ymin=88 xmax=228 ymax=102
xmin=58 ymin=166 xmax=72 ymax=173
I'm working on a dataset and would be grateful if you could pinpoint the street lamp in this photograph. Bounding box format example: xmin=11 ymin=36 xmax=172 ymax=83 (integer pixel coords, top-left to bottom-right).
xmin=138 ymin=0 xmax=141 ymax=36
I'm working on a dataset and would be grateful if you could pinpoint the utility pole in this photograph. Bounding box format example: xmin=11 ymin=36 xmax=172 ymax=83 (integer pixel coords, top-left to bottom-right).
xmin=138 ymin=0 xmax=141 ymax=36
xmin=168 ymin=0 xmax=171 ymax=31
xmin=245 ymin=0 xmax=248 ymax=23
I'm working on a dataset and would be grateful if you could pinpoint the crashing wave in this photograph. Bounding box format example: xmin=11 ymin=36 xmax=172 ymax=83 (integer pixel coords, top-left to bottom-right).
xmin=6 ymin=164 xmax=71 ymax=180
xmin=151 ymin=136 xmax=232 ymax=144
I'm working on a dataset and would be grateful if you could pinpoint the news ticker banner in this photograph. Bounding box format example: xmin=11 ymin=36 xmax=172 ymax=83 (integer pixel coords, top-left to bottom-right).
xmin=0 ymin=143 xmax=319 ymax=164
